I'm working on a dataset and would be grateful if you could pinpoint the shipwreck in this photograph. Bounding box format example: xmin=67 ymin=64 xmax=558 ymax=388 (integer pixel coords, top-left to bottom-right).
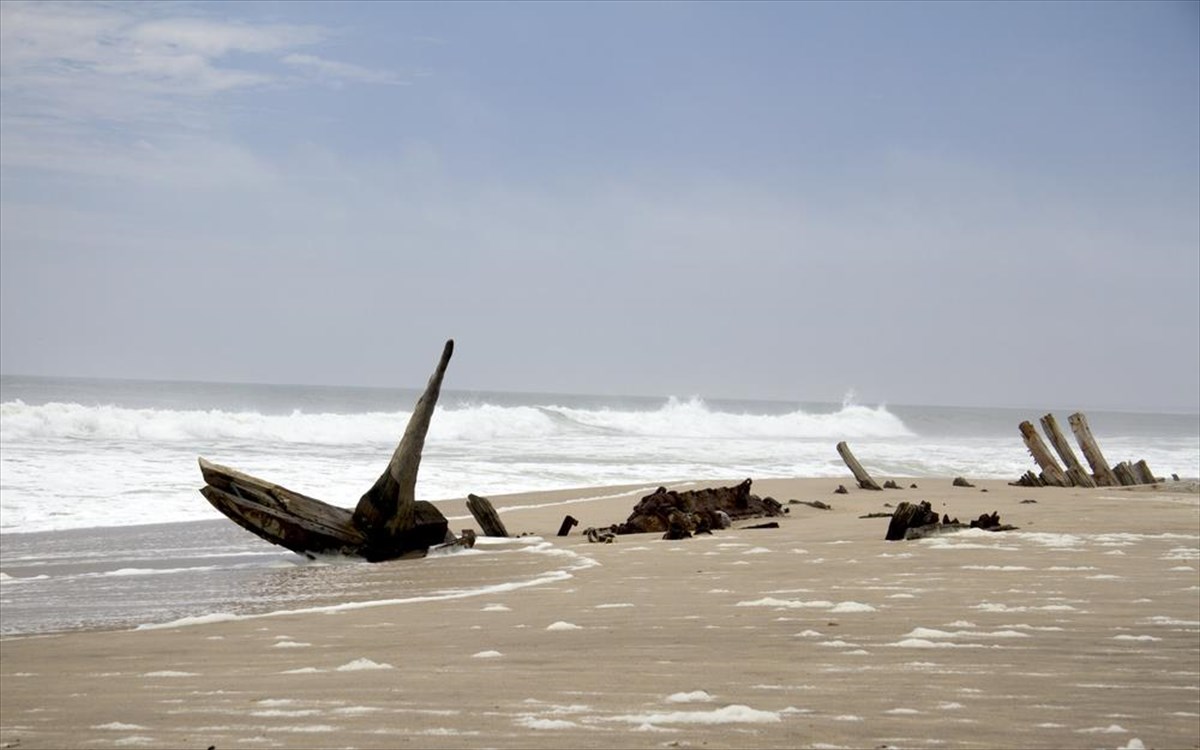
xmin=199 ymin=340 xmax=457 ymax=562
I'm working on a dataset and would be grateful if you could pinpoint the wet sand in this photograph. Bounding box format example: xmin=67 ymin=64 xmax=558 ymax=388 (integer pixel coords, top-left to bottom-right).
xmin=2 ymin=476 xmax=1197 ymax=749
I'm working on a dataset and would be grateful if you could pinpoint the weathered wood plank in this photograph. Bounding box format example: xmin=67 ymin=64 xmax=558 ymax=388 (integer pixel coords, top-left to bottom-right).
xmin=836 ymin=441 xmax=883 ymax=491
xmin=1133 ymin=459 xmax=1158 ymax=485
xmin=1019 ymin=421 xmax=1069 ymax=487
xmin=1113 ymin=461 xmax=1139 ymax=487
xmin=1039 ymin=414 xmax=1095 ymax=488
xmin=1068 ymin=412 xmax=1119 ymax=487
xmin=352 ymin=340 xmax=454 ymax=542
xmin=466 ymin=493 xmax=510 ymax=537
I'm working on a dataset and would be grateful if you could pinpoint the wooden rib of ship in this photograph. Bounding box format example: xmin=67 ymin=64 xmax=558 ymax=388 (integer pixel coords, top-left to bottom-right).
xmin=198 ymin=340 xmax=456 ymax=562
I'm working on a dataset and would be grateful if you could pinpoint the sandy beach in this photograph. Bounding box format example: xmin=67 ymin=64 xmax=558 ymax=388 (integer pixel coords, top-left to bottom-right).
xmin=1 ymin=476 xmax=1197 ymax=750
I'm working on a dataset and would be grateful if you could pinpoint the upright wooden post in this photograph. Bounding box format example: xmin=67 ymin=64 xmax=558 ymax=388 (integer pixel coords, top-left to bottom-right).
xmin=1038 ymin=414 xmax=1095 ymax=488
xmin=836 ymin=442 xmax=883 ymax=491
xmin=1113 ymin=461 xmax=1139 ymax=487
xmin=467 ymin=494 xmax=510 ymax=537
xmin=1133 ymin=460 xmax=1158 ymax=485
xmin=1018 ymin=421 xmax=1070 ymax=487
xmin=1068 ymin=412 xmax=1119 ymax=487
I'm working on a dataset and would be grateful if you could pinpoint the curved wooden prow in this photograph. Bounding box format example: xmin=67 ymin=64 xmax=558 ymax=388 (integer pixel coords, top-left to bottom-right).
xmin=352 ymin=339 xmax=454 ymax=542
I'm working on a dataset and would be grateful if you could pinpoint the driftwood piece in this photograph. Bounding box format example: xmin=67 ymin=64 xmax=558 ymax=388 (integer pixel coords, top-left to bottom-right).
xmin=885 ymin=501 xmax=940 ymax=541
xmin=557 ymin=515 xmax=579 ymax=537
xmin=1113 ymin=461 xmax=1139 ymax=487
xmin=1039 ymin=414 xmax=1096 ymax=488
xmin=467 ymin=493 xmax=510 ymax=537
xmin=1133 ymin=460 xmax=1158 ymax=485
xmin=789 ymin=499 xmax=832 ymax=510
xmin=1068 ymin=412 xmax=1119 ymax=487
xmin=199 ymin=340 xmax=455 ymax=562
xmin=352 ymin=340 xmax=454 ymax=545
xmin=836 ymin=442 xmax=883 ymax=491
xmin=1010 ymin=470 xmax=1045 ymax=487
xmin=1018 ymin=421 xmax=1069 ymax=487
xmin=616 ymin=480 xmax=782 ymax=535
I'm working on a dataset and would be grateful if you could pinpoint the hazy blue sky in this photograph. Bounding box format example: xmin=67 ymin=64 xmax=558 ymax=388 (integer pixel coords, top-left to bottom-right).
xmin=1 ymin=1 xmax=1197 ymax=410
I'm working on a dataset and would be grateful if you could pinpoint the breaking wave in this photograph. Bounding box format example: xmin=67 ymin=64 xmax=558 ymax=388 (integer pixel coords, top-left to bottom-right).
xmin=0 ymin=396 xmax=913 ymax=446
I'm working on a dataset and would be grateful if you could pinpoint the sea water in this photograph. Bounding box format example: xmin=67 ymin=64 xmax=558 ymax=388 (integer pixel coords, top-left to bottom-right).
xmin=1 ymin=375 xmax=1196 ymax=634
xmin=2 ymin=374 xmax=1197 ymax=535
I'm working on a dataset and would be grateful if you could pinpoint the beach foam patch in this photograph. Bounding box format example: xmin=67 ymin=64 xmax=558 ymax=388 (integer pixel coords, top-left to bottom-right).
xmin=515 ymin=716 xmax=579 ymax=729
xmin=334 ymin=658 xmax=393 ymax=671
xmin=611 ymin=704 xmax=781 ymax=725
xmin=666 ymin=690 xmax=715 ymax=703
xmin=143 ymin=670 xmax=196 ymax=677
xmin=905 ymin=627 xmax=1028 ymax=640
xmin=736 ymin=597 xmax=834 ymax=609
xmin=1075 ymin=724 xmax=1128 ymax=734
xmin=831 ymin=601 xmax=875 ymax=613
xmin=93 ymin=722 xmax=147 ymax=730
xmin=546 ymin=621 xmax=582 ymax=631
xmin=889 ymin=639 xmax=988 ymax=649
xmin=472 ymin=650 xmax=502 ymax=658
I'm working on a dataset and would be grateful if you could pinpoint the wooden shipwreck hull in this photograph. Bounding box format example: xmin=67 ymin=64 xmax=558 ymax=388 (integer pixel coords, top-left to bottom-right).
xmin=198 ymin=340 xmax=455 ymax=562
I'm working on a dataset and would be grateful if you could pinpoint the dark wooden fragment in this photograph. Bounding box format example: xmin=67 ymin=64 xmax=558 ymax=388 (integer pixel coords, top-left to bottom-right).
xmin=557 ymin=515 xmax=579 ymax=537
xmin=199 ymin=340 xmax=455 ymax=562
xmin=885 ymin=501 xmax=939 ymax=541
xmin=616 ymin=479 xmax=782 ymax=535
xmin=1068 ymin=412 xmax=1119 ymax=487
xmin=353 ymin=340 xmax=454 ymax=545
xmin=1039 ymin=414 xmax=1096 ymax=488
xmin=836 ymin=442 xmax=883 ymax=491
xmin=467 ymin=494 xmax=510 ymax=537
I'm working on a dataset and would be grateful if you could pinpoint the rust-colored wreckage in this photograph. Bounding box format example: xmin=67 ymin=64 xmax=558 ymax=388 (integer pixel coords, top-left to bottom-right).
xmin=583 ymin=480 xmax=786 ymax=542
xmin=199 ymin=340 xmax=468 ymax=562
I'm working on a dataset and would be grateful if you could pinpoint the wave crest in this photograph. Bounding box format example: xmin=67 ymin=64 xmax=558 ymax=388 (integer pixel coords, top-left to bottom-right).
xmin=0 ymin=396 xmax=913 ymax=445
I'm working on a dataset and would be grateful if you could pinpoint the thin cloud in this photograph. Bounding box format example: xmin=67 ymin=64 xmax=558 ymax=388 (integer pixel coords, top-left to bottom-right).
xmin=0 ymin=1 xmax=406 ymax=178
xmin=281 ymin=53 xmax=411 ymax=86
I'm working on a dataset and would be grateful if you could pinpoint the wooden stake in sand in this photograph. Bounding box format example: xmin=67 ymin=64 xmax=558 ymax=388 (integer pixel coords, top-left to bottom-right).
xmin=1039 ymin=414 xmax=1096 ymax=488
xmin=1018 ymin=420 xmax=1069 ymax=487
xmin=1068 ymin=412 xmax=1119 ymax=487
xmin=467 ymin=494 xmax=510 ymax=537
xmin=836 ymin=441 xmax=883 ymax=491
xmin=200 ymin=340 xmax=456 ymax=562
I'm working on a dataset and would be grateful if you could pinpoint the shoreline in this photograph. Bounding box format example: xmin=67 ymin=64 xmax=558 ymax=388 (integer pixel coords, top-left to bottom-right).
xmin=2 ymin=476 xmax=1198 ymax=749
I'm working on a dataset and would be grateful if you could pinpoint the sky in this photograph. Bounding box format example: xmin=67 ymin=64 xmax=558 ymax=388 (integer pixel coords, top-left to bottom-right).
xmin=1 ymin=1 xmax=1197 ymax=412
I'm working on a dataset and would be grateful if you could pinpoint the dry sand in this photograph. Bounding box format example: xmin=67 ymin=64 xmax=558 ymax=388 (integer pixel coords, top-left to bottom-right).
xmin=1 ymin=476 xmax=1197 ymax=749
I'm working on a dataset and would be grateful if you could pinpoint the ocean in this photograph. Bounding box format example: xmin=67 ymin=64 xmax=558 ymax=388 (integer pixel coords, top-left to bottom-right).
xmin=2 ymin=375 xmax=1197 ymax=635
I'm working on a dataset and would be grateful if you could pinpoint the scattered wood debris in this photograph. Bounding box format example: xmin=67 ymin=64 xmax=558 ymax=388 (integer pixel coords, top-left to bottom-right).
xmin=790 ymin=499 xmax=832 ymax=510
xmin=884 ymin=500 xmax=1017 ymax=541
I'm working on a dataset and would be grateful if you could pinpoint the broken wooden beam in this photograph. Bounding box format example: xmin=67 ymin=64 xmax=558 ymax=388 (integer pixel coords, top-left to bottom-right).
xmin=836 ymin=441 xmax=883 ymax=491
xmin=1113 ymin=461 xmax=1139 ymax=487
xmin=467 ymin=493 xmax=510 ymax=537
xmin=1018 ymin=421 xmax=1069 ymax=487
xmin=1068 ymin=412 xmax=1119 ymax=487
xmin=199 ymin=339 xmax=456 ymax=562
xmin=557 ymin=515 xmax=579 ymax=537
xmin=352 ymin=340 xmax=454 ymax=548
xmin=1133 ymin=459 xmax=1158 ymax=485
xmin=1039 ymin=414 xmax=1095 ymax=488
